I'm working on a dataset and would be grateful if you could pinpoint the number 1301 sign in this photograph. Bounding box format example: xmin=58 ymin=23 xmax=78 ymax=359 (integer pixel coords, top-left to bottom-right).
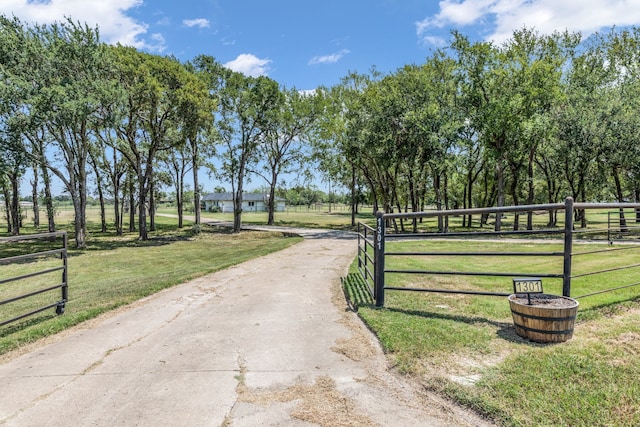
xmin=513 ymin=278 xmax=543 ymax=294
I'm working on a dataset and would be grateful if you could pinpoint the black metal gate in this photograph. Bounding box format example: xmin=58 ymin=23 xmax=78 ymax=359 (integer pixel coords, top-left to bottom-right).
xmin=357 ymin=198 xmax=640 ymax=307
xmin=0 ymin=232 xmax=68 ymax=327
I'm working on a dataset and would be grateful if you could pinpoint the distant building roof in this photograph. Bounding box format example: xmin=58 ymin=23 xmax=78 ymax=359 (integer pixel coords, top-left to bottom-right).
xmin=201 ymin=192 xmax=284 ymax=202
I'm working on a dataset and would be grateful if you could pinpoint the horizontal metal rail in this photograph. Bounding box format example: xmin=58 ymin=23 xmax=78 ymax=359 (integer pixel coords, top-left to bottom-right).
xmin=571 ymin=263 xmax=640 ymax=279
xmin=386 ymin=228 xmax=564 ymax=239
xmin=383 ymin=286 xmax=511 ymax=297
xmin=385 ymin=269 xmax=563 ymax=278
xmin=0 ymin=301 xmax=62 ymax=328
xmin=574 ymin=281 xmax=640 ymax=299
xmin=573 ymin=245 xmax=640 ymax=257
xmin=0 ymin=266 xmax=65 ymax=285
xmin=383 ymin=202 xmax=566 ymax=219
xmin=0 ymin=231 xmax=67 ymax=243
xmin=386 ymin=251 xmax=564 ymax=257
xmin=0 ymin=283 xmax=65 ymax=306
xmin=0 ymin=248 xmax=66 ymax=265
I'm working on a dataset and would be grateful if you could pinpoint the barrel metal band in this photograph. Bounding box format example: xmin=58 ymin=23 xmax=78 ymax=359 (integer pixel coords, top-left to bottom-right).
xmin=511 ymin=309 xmax=576 ymax=322
xmin=514 ymin=324 xmax=573 ymax=335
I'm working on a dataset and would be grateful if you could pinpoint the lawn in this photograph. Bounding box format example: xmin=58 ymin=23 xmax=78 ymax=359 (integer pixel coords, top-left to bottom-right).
xmin=3 ymin=205 xmax=640 ymax=425
xmin=0 ymin=214 xmax=302 ymax=355
xmin=344 ymin=238 xmax=640 ymax=426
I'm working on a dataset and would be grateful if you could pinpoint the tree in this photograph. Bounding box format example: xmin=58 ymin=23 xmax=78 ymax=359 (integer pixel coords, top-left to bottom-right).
xmin=254 ymin=87 xmax=320 ymax=225
xmin=180 ymin=57 xmax=218 ymax=228
xmin=111 ymin=47 xmax=189 ymax=240
xmin=215 ymin=72 xmax=281 ymax=232
xmin=20 ymin=19 xmax=113 ymax=247
xmin=316 ymin=72 xmax=376 ymax=223
xmin=161 ymin=134 xmax=192 ymax=228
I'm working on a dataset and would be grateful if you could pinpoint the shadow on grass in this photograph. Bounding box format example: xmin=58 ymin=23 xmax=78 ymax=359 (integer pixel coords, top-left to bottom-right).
xmin=0 ymin=312 xmax=57 ymax=338
xmin=384 ymin=306 xmax=526 ymax=344
xmin=574 ymin=294 xmax=640 ymax=322
xmin=341 ymin=273 xmax=374 ymax=311
xmin=342 ymin=273 xmax=538 ymax=345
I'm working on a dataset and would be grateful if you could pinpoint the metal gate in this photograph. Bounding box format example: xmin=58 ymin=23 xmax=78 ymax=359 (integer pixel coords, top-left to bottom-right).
xmin=1 ymin=231 xmax=68 ymax=327
xmin=357 ymin=198 xmax=640 ymax=307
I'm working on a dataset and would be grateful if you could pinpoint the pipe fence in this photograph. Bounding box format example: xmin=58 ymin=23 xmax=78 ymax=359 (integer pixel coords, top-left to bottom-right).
xmin=357 ymin=198 xmax=640 ymax=307
xmin=0 ymin=232 xmax=68 ymax=327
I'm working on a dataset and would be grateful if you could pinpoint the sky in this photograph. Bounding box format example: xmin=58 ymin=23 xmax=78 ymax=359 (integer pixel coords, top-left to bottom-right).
xmin=3 ymin=0 xmax=640 ymax=93
xmin=4 ymin=0 xmax=640 ymax=196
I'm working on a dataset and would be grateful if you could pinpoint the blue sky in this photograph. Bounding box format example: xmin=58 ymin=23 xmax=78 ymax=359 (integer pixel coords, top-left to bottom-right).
xmin=4 ymin=0 xmax=640 ymax=92
xmin=4 ymin=0 xmax=640 ymax=195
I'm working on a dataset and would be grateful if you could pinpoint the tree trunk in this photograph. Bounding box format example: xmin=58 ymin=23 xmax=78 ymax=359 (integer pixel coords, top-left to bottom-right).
xmin=97 ymin=182 xmax=107 ymax=233
xmin=266 ymin=165 xmax=278 ymax=226
xmin=267 ymin=182 xmax=276 ymax=226
xmin=74 ymin=162 xmax=89 ymax=248
xmin=31 ymin=166 xmax=40 ymax=228
xmin=509 ymin=166 xmax=520 ymax=231
xmin=90 ymin=156 xmax=108 ymax=233
xmin=233 ymin=189 xmax=242 ymax=233
xmin=176 ymin=179 xmax=184 ymax=228
xmin=191 ymin=138 xmax=201 ymax=226
xmin=113 ymin=162 xmax=122 ymax=235
xmin=149 ymin=178 xmax=156 ymax=233
xmin=70 ymin=184 xmax=87 ymax=249
xmin=10 ymin=170 xmax=21 ymax=235
xmin=466 ymin=170 xmax=473 ymax=228
xmin=40 ymin=159 xmax=56 ymax=233
xmin=434 ymin=172 xmax=443 ymax=232
xmin=612 ymin=167 xmax=628 ymax=232
xmin=495 ymin=158 xmax=505 ymax=232
xmin=350 ymin=165 xmax=356 ymax=227
xmin=443 ymin=172 xmax=450 ymax=232
xmin=231 ymin=158 xmax=246 ymax=233
xmin=2 ymin=184 xmax=12 ymax=234
xmin=128 ymin=176 xmax=136 ymax=232
xmin=138 ymin=169 xmax=148 ymax=240
xmin=635 ymin=187 xmax=640 ymax=223
xmin=526 ymin=146 xmax=535 ymax=230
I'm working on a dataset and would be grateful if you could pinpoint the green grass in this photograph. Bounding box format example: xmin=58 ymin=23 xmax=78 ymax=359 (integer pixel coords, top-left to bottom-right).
xmin=5 ymin=205 xmax=640 ymax=425
xmin=1 ymin=215 xmax=302 ymax=355
xmin=344 ymin=238 xmax=640 ymax=426
xmin=193 ymin=208 xmax=372 ymax=230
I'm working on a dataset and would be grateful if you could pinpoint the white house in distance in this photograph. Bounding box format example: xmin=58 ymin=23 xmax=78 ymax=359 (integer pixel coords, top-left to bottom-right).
xmin=201 ymin=192 xmax=285 ymax=213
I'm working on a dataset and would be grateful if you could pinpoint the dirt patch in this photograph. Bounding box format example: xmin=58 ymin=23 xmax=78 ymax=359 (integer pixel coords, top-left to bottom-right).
xmin=236 ymin=374 xmax=377 ymax=427
xmin=510 ymin=293 xmax=577 ymax=308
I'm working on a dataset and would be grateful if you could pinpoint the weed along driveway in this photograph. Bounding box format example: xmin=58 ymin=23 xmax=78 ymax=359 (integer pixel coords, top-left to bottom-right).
xmin=0 ymin=227 xmax=487 ymax=426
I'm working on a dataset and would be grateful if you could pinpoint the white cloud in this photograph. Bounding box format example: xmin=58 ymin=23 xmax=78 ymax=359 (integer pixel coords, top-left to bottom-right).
xmin=308 ymin=49 xmax=350 ymax=65
xmin=224 ymin=53 xmax=271 ymax=77
xmin=183 ymin=18 xmax=210 ymax=28
xmin=0 ymin=0 xmax=166 ymax=51
xmin=417 ymin=0 xmax=640 ymax=45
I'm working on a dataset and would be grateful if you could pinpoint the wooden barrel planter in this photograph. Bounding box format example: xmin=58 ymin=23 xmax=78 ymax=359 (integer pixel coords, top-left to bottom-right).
xmin=508 ymin=294 xmax=579 ymax=343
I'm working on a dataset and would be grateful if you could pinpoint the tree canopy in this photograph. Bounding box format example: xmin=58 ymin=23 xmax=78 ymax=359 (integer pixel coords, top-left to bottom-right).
xmin=2 ymin=15 xmax=640 ymax=244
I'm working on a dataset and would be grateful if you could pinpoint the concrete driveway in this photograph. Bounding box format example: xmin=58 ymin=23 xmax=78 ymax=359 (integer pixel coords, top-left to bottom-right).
xmin=0 ymin=226 xmax=488 ymax=426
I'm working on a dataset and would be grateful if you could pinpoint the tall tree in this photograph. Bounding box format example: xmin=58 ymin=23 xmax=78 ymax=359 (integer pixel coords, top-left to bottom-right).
xmin=254 ymin=87 xmax=320 ymax=225
xmin=111 ymin=47 xmax=189 ymax=240
xmin=180 ymin=57 xmax=218 ymax=228
xmin=215 ymin=72 xmax=281 ymax=232
xmin=13 ymin=18 xmax=113 ymax=247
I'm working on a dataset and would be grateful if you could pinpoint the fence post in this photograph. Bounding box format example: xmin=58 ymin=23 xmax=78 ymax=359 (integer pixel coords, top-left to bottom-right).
xmin=55 ymin=232 xmax=67 ymax=315
xmin=563 ymin=197 xmax=574 ymax=297
xmin=375 ymin=211 xmax=386 ymax=307
xmin=357 ymin=223 xmax=362 ymax=270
